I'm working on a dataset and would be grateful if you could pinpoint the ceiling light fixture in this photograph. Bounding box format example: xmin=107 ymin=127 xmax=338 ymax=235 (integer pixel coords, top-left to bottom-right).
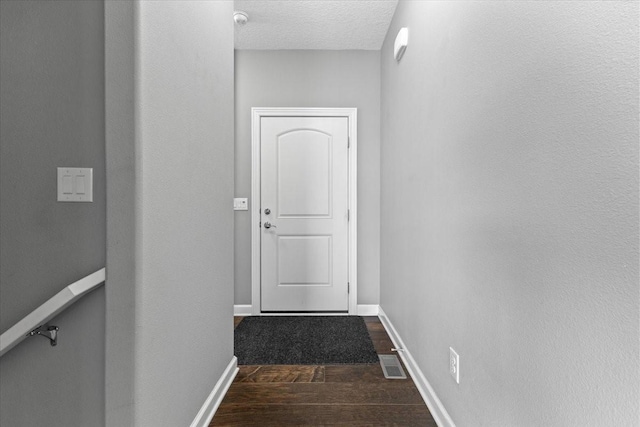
xmin=234 ymin=11 xmax=249 ymax=25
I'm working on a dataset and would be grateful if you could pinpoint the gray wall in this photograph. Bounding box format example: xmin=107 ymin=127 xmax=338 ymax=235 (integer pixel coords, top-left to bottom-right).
xmin=104 ymin=1 xmax=136 ymax=424
xmin=0 ymin=1 xmax=106 ymax=426
xmin=106 ymin=1 xmax=235 ymax=426
xmin=235 ymin=50 xmax=381 ymax=306
xmin=380 ymin=1 xmax=638 ymax=426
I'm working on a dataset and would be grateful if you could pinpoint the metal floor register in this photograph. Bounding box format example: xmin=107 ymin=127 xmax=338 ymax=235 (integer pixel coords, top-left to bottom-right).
xmin=379 ymin=354 xmax=407 ymax=379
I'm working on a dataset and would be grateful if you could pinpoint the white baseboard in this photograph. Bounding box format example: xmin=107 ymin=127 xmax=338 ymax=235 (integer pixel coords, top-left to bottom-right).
xmin=189 ymin=356 xmax=238 ymax=427
xmin=378 ymin=307 xmax=455 ymax=427
xmin=234 ymin=304 xmax=380 ymax=316
xmin=233 ymin=305 xmax=252 ymax=316
xmin=357 ymin=304 xmax=380 ymax=316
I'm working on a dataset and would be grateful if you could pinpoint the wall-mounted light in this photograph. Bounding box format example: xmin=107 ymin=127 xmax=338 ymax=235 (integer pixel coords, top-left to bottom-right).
xmin=234 ymin=11 xmax=249 ymax=25
xmin=394 ymin=27 xmax=409 ymax=61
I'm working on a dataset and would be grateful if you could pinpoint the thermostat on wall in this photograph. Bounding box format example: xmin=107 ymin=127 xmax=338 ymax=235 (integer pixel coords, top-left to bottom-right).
xmin=394 ymin=27 xmax=409 ymax=61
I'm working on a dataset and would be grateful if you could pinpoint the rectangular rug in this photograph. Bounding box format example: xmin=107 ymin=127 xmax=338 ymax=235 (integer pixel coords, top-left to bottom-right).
xmin=234 ymin=316 xmax=379 ymax=365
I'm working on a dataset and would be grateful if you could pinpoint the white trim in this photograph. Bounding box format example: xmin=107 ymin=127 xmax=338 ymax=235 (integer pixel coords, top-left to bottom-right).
xmin=189 ymin=356 xmax=238 ymax=427
xmin=243 ymin=312 xmax=351 ymax=317
xmin=251 ymin=108 xmax=358 ymax=315
xmin=378 ymin=307 xmax=456 ymax=427
xmin=233 ymin=305 xmax=253 ymax=316
xmin=236 ymin=305 xmax=380 ymax=317
xmin=0 ymin=268 xmax=106 ymax=357
xmin=357 ymin=304 xmax=380 ymax=316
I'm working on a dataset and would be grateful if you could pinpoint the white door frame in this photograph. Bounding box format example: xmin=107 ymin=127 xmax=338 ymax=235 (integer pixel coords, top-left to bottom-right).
xmin=251 ymin=107 xmax=357 ymax=315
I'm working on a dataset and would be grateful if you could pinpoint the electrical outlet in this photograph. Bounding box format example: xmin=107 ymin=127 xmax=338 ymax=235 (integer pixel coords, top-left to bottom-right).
xmin=449 ymin=347 xmax=460 ymax=384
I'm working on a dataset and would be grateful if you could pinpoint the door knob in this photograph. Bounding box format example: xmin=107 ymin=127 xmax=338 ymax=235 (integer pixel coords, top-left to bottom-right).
xmin=264 ymin=222 xmax=276 ymax=229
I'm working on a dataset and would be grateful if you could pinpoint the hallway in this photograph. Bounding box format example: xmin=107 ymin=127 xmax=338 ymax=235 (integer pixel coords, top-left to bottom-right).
xmin=0 ymin=1 xmax=637 ymax=426
xmin=211 ymin=317 xmax=435 ymax=426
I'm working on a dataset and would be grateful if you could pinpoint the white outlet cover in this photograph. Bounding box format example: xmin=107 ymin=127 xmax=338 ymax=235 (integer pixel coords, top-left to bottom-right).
xmin=450 ymin=347 xmax=460 ymax=384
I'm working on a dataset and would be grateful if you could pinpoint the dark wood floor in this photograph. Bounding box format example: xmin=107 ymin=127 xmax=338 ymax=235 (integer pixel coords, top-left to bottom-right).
xmin=211 ymin=316 xmax=436 ymax=426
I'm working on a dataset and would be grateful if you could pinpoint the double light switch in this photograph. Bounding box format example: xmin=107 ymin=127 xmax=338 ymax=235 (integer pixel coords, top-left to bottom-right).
xmin=57 ymin=168 xmax=93 ymax=202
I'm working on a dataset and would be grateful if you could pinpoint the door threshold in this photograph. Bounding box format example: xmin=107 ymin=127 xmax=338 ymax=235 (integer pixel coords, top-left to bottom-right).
xmin=258 ymin=311 xmax=350 ymax=316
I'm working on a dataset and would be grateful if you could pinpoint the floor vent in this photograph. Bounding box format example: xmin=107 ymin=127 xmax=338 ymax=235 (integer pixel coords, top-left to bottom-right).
xmin=379 ymin=354 xmax=407 ymax=379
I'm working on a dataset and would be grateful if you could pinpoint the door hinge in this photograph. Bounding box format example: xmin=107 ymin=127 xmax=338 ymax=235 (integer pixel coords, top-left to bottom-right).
xmin=347 ymin=209 xmax=350 ymax=221
xmin=347 ymin=136 xmax=350 ymax=149
xmin=348 ymin=282 xmax=350 ymax=293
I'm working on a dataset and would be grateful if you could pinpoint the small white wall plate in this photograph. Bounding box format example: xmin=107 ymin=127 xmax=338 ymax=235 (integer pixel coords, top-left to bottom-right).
xmin=234 ymin=197 xmax=248 ymax=211
xmin=57 ymin=167 xmax=93 ymax=202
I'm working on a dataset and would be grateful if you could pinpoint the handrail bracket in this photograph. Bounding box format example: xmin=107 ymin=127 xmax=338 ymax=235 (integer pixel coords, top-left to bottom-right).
xmin=27 ymin=325 xmax=59 ymax=347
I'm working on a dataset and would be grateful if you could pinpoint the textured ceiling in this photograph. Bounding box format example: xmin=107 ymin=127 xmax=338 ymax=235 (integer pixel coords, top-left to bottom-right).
xmin=234 ymin=0 xmax=399 ymax=50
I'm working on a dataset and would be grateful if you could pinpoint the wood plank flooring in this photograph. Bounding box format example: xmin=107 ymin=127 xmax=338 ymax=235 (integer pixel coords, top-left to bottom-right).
xmin=211 ymin=316 xmax=435 ymax=426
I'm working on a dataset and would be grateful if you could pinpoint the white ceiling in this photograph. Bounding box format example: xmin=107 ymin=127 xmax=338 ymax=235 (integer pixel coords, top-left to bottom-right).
xmin=234 ymin=0 xmax=399 ymax=50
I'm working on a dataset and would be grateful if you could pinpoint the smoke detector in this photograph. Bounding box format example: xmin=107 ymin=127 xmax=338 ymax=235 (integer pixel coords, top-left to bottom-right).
xmin=234 ymin=11 xmax=248 ymax=25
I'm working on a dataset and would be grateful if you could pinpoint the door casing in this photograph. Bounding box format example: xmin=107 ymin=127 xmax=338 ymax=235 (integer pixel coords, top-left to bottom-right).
xmin=251 ymin=108 xmax=358 ymax=315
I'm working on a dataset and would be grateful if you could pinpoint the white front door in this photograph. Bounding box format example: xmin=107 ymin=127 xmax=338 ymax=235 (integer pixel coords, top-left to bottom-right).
xmin=260 ymin=116 xmax=349 ymax=312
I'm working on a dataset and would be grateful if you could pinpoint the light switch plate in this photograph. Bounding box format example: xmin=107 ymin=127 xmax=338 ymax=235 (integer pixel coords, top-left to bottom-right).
xmin=234 ymin=198 xmax=248 ymax=211
xmin=57 ymin=168 xmax=93 ymax=202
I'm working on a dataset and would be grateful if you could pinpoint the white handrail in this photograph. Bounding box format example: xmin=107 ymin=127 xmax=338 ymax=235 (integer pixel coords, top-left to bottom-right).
xmin=0 ymin=268 xmax=106 ymax=357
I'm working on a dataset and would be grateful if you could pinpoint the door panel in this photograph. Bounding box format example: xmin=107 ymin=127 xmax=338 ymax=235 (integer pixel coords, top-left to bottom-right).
xmin=261 ymin=117 xmax=348 ymax=312
xmin=277 ymin=130 xmax=332 ymax=217
xmin=277 ymin=235 xmax=331 ymax=285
